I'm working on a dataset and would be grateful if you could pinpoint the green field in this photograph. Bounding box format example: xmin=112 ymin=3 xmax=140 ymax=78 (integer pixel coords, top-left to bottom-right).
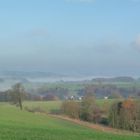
xmin=23 ymin=101 xmax=62 ymax=113
xmin=23 ymin=99 xmax=117 ymax=113
xmin=0 ymin=102 xmax=140 ymax=140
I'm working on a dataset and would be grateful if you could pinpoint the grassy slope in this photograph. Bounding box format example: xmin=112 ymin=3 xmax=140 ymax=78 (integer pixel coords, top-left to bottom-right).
xmin=0 ymin=103 xmax=140 ymax=140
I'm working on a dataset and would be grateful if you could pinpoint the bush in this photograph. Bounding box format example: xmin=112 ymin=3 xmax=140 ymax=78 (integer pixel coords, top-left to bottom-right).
xmin=61 ymin=100 xmax=80 ymax=119
xmin=80 ymin=96 xmax=102 ymax=123
xmin=24 ymin=106 xmax=46 ymax=113
xmin=62 ymin=96 xmax=103 ymax=123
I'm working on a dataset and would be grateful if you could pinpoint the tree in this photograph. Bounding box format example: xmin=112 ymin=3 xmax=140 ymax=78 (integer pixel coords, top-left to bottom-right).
xmin=9 ymin=83 xmax=26 ymax=110
xmin=121 ymin=99 xmax=137 ymax=131
xmin=80 ymin=95 xmax=102 ymax=123
xmin=109 ymin=98 xmax=140 ymax=132
xmin=61 ymin=100 xmax=80 ymax=119
xmin=109 ymin=101 xmax=122 ymax=128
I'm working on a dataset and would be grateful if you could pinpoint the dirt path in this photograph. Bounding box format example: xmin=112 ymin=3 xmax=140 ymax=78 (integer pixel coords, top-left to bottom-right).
xmin=50 ymin=114 xmax=139 ymax=136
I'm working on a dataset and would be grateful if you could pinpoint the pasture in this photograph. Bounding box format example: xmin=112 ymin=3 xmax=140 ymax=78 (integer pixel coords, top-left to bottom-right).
xmin=0 ymin=101 xmax=140 ymax=140
xmin=23 ymin=99 xmax=116 ymax=113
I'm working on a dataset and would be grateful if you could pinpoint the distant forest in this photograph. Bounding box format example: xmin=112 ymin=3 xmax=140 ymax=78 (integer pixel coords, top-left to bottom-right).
xmin=0 ymin=76 xmax=140 ymax=101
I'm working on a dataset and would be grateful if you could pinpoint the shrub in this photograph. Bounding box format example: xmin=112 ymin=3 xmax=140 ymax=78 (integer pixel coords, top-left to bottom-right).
xmin=80 ymin=96 xmax=102 ymax=123
xmin=61 ymin=100 xmax=80 ymax=119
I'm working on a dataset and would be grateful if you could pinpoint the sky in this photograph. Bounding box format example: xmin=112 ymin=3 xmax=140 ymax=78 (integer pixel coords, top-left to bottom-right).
xmin=0 ymin=0 xmax=140 ymax=76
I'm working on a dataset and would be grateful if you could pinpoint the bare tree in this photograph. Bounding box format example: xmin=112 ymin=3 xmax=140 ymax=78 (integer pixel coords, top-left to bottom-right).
xmin=61 ymin=100 xmax=80 ymax=119
xmin=109 ymin=98 xmax=140 ymax=132
xmin=9 ymin=83 xmax=26 ymax=110
xmin=80 ymin=95 xmax=101 ymax=122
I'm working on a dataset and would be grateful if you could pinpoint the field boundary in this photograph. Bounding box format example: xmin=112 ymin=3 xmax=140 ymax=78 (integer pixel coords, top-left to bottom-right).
xmin=49 ymin=114 xmax=140 ymax=136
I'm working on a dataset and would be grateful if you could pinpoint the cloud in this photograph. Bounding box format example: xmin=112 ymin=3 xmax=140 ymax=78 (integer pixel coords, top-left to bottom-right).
xmin=131 ymin=35 xmax=140 ymax=52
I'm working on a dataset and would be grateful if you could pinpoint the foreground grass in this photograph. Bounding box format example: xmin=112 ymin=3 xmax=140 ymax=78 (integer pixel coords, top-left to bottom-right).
xmin=0 ymin=104 xmax=140 ymax=140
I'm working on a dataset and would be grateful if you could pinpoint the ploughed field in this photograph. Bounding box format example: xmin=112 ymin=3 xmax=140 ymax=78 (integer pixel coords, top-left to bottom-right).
xmin=0 ymin=102 xmax=139 ymax=140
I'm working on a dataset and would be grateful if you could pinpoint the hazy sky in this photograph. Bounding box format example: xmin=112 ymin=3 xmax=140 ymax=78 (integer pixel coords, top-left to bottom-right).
xmin=0 ymin=0 xmax=140 ymax=76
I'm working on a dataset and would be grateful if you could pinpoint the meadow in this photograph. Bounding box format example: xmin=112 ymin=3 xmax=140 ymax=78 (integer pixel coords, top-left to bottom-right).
xmin=23 ymin=99 xmax=117 ymax=114
xmin=23 ymin=101 xmax=62 ymax=113
xmin=0 ymin=101 xmax=140 ymax=140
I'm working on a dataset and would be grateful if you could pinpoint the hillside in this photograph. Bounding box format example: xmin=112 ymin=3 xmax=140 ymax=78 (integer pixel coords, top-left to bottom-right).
xmin=0 ymin=103 xmax=139 ymax=140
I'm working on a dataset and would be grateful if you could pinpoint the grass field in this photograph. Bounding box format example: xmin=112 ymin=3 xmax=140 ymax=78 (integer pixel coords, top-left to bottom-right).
xmin=23 ymin=101 xmax=62 ymax=113
xmin=0 ymin=102 xmax=140 ymax=140
xmin=23 ymin=99 xmax=117 ymax=113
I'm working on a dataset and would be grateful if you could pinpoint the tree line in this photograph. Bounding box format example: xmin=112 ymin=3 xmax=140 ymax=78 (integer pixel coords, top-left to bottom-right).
xmin=61 ymin=95 xmax=105 ymax=123
xmin=109 ymin=99 xmax=140 ymax=132
xmin=61 ymin=96 xmax=140 ymax=132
